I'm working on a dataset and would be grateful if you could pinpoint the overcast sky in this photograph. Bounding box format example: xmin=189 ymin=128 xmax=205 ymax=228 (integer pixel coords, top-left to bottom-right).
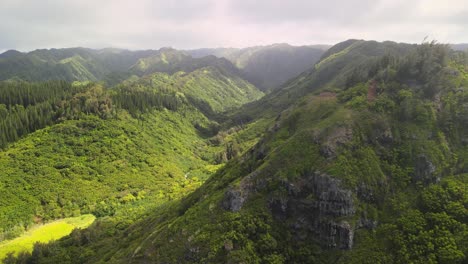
xmin=1 ymin=0 xmax=467 ymax=52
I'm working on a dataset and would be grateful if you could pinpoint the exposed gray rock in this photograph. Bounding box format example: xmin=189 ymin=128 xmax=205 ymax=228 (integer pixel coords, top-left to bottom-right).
xmin=221 ymin=172 xmax=258 ymax=212
xmin=293 ymin=218 xmax=354 ymax=249
xmin=319 ymin=221 xmax=354 ymax=250
xmin=309 ymin=173 xmax=355 ymax=217
xmin=414 ymin=154 xmax=437 ymax=184
xmin=270 ymin=172 xmax=356 ymax=250
xmin=221 ymin=189 xmax=246 ymax=212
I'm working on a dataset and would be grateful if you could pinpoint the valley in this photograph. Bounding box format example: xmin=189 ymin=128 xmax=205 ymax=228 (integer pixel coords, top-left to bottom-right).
xmin=0 ymin=40 xmax=466 ymax=264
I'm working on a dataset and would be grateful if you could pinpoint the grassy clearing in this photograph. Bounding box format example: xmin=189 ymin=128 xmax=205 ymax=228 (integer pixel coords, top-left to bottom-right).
xmin=0 ymin=214 xmax=95 ymax=260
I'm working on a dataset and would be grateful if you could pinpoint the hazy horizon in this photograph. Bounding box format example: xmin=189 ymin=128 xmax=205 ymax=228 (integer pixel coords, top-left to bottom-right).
xmin=2 ymin=40 xmax=468 ymax=55
xmin=1 ymin=0 xmax=468 ymax=52
xmin=0 ymin=42 xmax=333 ymax=54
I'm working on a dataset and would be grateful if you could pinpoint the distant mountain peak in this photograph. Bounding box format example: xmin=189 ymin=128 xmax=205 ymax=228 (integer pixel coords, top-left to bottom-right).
xmin=159 ymin=47 xmax=177 ymax=52
xmin=185 ymin=44 xmax=329 ymax=91
xmin=0 ymin=49 xmax=23 ymax=58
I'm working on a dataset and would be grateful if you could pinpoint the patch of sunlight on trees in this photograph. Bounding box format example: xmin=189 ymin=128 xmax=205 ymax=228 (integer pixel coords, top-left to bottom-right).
xmin=0 ymin=214 xmax=95 ymax=261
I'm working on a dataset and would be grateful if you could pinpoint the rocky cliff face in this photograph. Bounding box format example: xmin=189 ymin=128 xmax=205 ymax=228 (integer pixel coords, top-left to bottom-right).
xmin=221 ymin=188 xmax=247 ymax=212
xmin=221 ymin=172 xmax=257 ymax=212
xmin=221 ymin=163 xmax=358 ymax=249
xmin=268 ymin=172 xmax=356 ymax=249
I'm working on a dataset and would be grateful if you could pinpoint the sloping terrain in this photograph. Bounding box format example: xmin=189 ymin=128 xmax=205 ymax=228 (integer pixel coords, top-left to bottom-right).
xmin=122 ymin=67 xmax=262 ymax=114
xmin=187 ymin=44 xmax=329 ymax=91
xmin=0 ymin=55 xmax=264 ymax=262
xmin=19 ymin=40 xmax=468 ymax=264
xmin=231 ymin=40 xmax=416 ymax=122
xmin=128 ymin=48 xmax=240 ymax=77
xmin=106 ymin=41 xmax=466 ymax=264
xmin=0 ymin=48 xmax=159 ymax=82
xmin=2 ymin=40 xmax=467 ymax=264
xmin=0 ymin=44 xmax=328 ymax=93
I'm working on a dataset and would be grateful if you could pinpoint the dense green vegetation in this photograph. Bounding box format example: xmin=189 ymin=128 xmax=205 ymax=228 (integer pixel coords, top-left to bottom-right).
xmin=0 ymin=48 xmax=162 ymax=83
xmin=0 ymin=56 xmax=264 ymax=260
xmin=25 ymin=40 xmax=465 ymax=264
xmin=0 ymin=81 xmax=99 ymax=148
xmin=0 ymin=44 xmax=325 ymax=92
xmin=164 ymin=42 xmax=465 ymax=263
xmin=1 ymin=40 xmax=467 ymax=263
xmin=0 ymin=108 xmax=209 ymax=230
xmin=116 ymin=67 xmax=262 ymax=114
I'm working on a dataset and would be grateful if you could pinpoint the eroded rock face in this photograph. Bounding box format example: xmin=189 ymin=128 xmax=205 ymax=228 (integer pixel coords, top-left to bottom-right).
xmin=317 ymin=221 xmax=354 ymax=249
xmin=310 ymin=173 xmax=355 ymax=217
xmin=221 ymin=189 xmax=246 ymax=212
xmin=270 ymin=172 xmax=356 ymax=249
xmin=221 ymin=169 xmax=359 ymax=249
xmin=414 ymin=154 xmax=437 ymax=184
xmin=221 ymin=172 xmax=257 ymax=212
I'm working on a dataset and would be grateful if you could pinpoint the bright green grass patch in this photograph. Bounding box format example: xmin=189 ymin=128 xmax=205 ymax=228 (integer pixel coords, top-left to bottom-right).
xmin=0 ymin=214 xmax=95 ymax=260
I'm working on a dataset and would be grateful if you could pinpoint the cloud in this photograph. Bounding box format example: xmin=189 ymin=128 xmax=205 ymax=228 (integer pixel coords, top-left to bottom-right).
xmin=226 ymin=0 xmax=378 ymax=25
xmin=0 ymin=0 xmax=467 ymax=51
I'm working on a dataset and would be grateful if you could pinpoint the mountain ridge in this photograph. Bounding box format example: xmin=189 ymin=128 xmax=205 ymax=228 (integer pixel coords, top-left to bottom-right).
xmin=103 ymin=39 xmax=466 ymax=264
xmin=0 ymin=39 xmax=467 ymax=264
xmin=0 ymin=44 xmax=329 ymax=93
xmin=186 ymin=43 xmax=330 ymax=91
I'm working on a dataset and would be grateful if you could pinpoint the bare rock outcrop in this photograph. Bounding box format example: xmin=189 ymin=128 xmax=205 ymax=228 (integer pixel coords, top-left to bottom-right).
xmin=270 ymin=172 xmax=356 ymax=249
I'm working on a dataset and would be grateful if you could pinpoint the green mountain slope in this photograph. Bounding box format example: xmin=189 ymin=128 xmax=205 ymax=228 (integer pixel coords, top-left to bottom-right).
xmin=0 ymin=48 xmax=159 ymax=82
xmin=0 ymin=55 xmax=263 ymax=260
xmin=23 ymin=41 xmax=468 ymax=264
xmin=128 ymin=48 xmax=242 ymax=77
xmin=2 ymin=40 xmax=467 ymax=264
xmin=232 ymin=40 xmax=416 ymax=123
xmin=187 ymin=44 xmax=329 ymax=91
xmin=0 ymin=108 xmax=209 ymax=232
xmin=122 ymin=67 xmax=263 ymax=114
xmin=0 ymin=44 xmax=327 ymax=92
xmin=0 ymin=79 xmax=216 ymax=233
xmin=0 ymin=48 xmax=262 ymax=148
xmin=143 ymin=43 xmax=467 ymax=264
